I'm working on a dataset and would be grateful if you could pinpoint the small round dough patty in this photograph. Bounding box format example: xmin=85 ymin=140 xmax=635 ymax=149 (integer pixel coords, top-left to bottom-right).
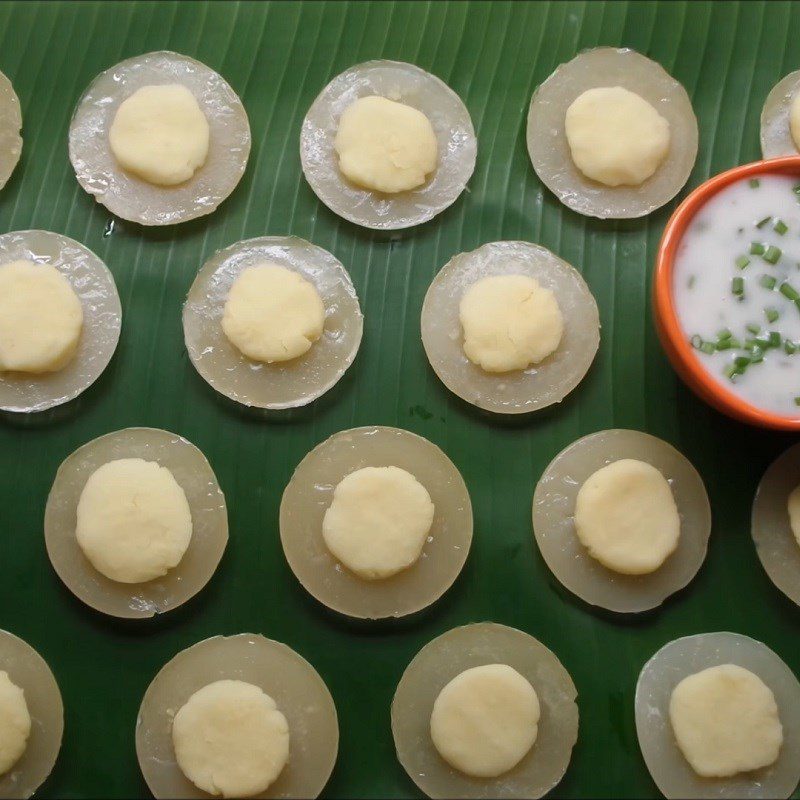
xmin=0 ymin=259 xmax=83 ymax=374
xmin=172 ymin=679 xmax=290 ymax=798
xmin=669 ymin=664 xmax=783 ymax=778
xmin=322 ymin=466 xmax=434 ymax=580
xmin=334 ymin=95 xmax=438 ymax=193
xmin=430 ymin=664 xmax=540 ymax=779
xmin=790 ymin=92 xmax=800 ymax=152
xmin=109 ymin=84 xmax=210 ymax=186
xmin=76 ymin=458 xmax=192 ymax=584
xmin=564 ymin=86 xmax=670 ymax=187
xmin=574 ymin=458 xmax=680 ymax=575
xmin=0 ymin=671 xmax=31 ymax=777
xmin=222 ymin=263 xmax=325 ymax=364
xmin=459 ymin=274 xmax=563 ymax=373
xmin=787 ymin=483 xmax=800 ymax=548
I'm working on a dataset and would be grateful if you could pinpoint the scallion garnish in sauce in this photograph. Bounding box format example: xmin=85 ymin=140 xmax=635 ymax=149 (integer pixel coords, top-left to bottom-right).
xmin=676 ymin=175 xmax=800 ymax=413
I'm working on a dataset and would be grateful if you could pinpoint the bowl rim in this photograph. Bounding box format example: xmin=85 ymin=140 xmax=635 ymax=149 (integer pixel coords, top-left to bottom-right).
xmin=654 ymin=154 xmax=800 ymax=430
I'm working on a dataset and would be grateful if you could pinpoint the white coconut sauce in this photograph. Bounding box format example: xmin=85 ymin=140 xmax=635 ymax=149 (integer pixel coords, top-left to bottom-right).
xmin=674 ymin=174 xmax=800 ymax=416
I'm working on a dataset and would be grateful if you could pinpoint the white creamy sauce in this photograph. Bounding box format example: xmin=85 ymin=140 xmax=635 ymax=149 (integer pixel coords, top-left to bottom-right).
xmin=674 ymin=174 xmax=800 ymax=415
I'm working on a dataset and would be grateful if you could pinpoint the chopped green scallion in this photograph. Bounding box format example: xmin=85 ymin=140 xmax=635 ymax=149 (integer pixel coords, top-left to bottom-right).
xmin=774 ymin=219 xmax=788 ymax=235
xmin=750 ymin=241 xmax=766 ymax=255
xmin=690 ymin=334 xmax=703 ymax=349
xmin=749 ymin=178 xmax=760 ymax=189
xmin=785 ymin=340 xmax=797 ymax=355
xmin=768 ymin=331 xmax=782 ymax=348
xmin=794 ymin=184 xmax=800 ymax=196
xmin=765 ymin=307 xmax=780 ymax=323
xmin=759 ymin=274 xmax=777 ymax=290
xmin=699 ymin=341 xmax=716 ymax=355
xmin=717 ymin=328 xmax=732 ymax=340
xmin=751 ymin=348 xmax=765 ymax=363
xmin=780 ymin=282 xmax=800 ymax=302
xmin=736 ymin=255 xmax=751 ymax=270
xmin=732 ymin=276 xmax=745 ymax=297
xmin=716 ymin=339 xmax=735 ymax=351
xmin=794 ymin=397 xmax=800 ymax=407
xmin=746 ymin=323 xmax=761 ymax=335
xmin=756 ymin=216 xmax=772 ymax=229
xmin=734 ymin=355 xmax=752 ymax=369
xmin=724 ymin=363 xmax=740 ymax=380
xmin=764 ymin=245 xmax=782 ymax=264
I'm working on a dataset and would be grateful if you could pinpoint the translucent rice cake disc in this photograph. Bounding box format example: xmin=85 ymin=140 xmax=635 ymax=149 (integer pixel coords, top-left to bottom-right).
xmin=300 ymin=60 xmax=477 ymax=230
xmin=0 ymin=230 xmax=121 ymax=414
xmin=69 ymin=51 xmax=251 ymax=226
xmin=280 ymin=426 xmax=472 ymax=619
xmin=44 ymin=427 xmax=228 ymax=619
xmin=0 ymin=630 xmax=63 ymax=800
xmin=0 ymin=71 xmax=22 ymax=190
xmin=183 ymin=236 xmax=363 ymax=410
xmin=392 ymin=622 xmax=578 ymax=799
xmin=752 ymin=442 xmax=800 ymax=607
xmin=136 ymin=634 xmax=338 ymax=799
xmin=421 ymin=241 xmax=599 ymax=414
xmin=533 ymin=429 xmax=711 ymax=613
xmin=636 ymin=632 xmax=800 ymax=799
xmin=761 ymin=70 xmax=800 ymax=158
xmin=527 ymin=48 xmax=698 ymax=219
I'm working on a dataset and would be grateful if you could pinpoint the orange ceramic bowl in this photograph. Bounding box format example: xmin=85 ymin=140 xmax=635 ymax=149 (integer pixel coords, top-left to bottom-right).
xmin=654 ymin=155 xmax=800 ymax=431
